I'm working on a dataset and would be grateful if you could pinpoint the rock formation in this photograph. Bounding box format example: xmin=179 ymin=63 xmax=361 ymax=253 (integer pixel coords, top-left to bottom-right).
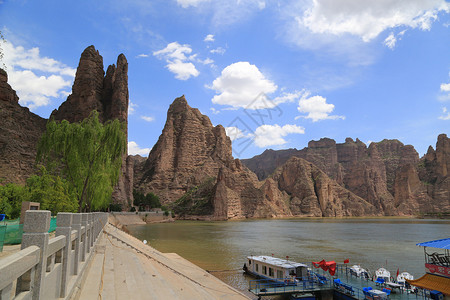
xmin=0 ymin=68 xmax=47 ymax=184
xmin=135 ymin=96 xmax=380 ymax=219
xmin=243 ymin=135 xmax=449 ymax=216
xmin=51 ymin=45 xmax=131 ymax=207
xmin=0 ymin=46 xmax=132 ymax=208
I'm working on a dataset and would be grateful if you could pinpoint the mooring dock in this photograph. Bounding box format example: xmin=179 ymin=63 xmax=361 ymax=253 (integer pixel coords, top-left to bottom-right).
xmin=248 ymin=277 xmax=334 ymax=296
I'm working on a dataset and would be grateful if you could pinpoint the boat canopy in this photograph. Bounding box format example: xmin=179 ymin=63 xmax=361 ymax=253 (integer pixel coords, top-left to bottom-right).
xmin=416 ymin=238 xmax=450 ymax=249
xmin=406 ymin=274 xmax=450 ymax=295
xmin=247 ymin=256 xmax=307 ymax=269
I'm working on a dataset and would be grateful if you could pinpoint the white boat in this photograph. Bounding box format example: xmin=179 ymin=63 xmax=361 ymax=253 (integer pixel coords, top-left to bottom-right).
xmin=375 ymin=268 xmax=391 ymax=284
xmin=244 ymin=255 xmax=309 ymax=284
xmin=397 ymin=272 xmax=413 ymax=285
xmin=349 ymin=265 xmax=368 ymax=278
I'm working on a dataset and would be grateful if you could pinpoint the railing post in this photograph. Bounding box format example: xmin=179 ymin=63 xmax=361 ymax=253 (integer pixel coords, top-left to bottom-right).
xmin=72 ymin=214 xmax=81 ymax=275
xmin=55 ymin=212 xmax=72 ymax=298
xmin=89 ymin=213 xmax=94 ymax=249
xmin=20 ymin=210 xmax=51 ymax=300
xmin=81 ymin=213 xmax=88 ymax=260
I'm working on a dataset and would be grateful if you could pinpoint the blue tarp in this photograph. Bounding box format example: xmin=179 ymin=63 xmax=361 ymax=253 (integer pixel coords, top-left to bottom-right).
xmin=416 ymin=238 xmax=450 ymax=249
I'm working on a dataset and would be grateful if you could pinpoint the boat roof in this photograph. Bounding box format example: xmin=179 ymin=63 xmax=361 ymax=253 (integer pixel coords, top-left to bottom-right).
xmin=416 ymin=238 xmax=450 ymax=250
xmin=247 ymin=255 xmax=308 ymax=269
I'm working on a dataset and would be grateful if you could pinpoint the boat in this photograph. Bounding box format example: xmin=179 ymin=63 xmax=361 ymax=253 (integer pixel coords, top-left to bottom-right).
xmin=349 ymin=265 xmax=369 ymax=278
xmin=397 ymin=272 xmax=413 ymax=285
xmin=375 ymin=268 xmax=391 ymax=285
xmin=244 ymin=255 xmax=309 ymax=284
xmin=396 ymin=272 xmax=415 ymax=292
xmin=290 ymin=292 xmax=316 ymax=300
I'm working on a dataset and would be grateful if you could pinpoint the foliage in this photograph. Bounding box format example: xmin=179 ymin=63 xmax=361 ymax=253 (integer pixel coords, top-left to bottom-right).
xmin=0 ymin=183 xmax=26 ymax=219
xmin=37 ymin=111 xmax=126 ymax=212
xmin=0 ymin=30 xmax=5 ymax=70
xmin=172 ymin=177 xmax=216 ymax=216
xmin=133 ymin=190 xmax=161 ymax=210
xmin=25 ymin=167 xmax=78 ymax=214
xmin=109 ymin=203 xmax=123 ymax=212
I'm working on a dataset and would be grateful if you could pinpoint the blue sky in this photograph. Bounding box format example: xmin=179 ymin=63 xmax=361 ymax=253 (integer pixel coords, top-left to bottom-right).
xmin=1 ymin=0 xmax=449 ymax=159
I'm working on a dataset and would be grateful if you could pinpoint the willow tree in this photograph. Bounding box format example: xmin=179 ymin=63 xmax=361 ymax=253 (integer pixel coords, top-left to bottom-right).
xmin=37 ymin=112 xmax=126 ymax=212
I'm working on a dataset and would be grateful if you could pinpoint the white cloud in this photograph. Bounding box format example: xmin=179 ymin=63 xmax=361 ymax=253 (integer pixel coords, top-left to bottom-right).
xmin=136 ymin=54 xmax=149 ymax=58
xmin=128 ymin=101 xmax=137 ymax=115
xmin=441 ymin=83 xmax=450 ymax=92
xmin=204 ymin=34 xmax=215 ymax=42
xmin=128 ymin=141 xmax=151 ymax=156
xmin=300 ymin=0 xmax=449 ymax=42
xmin=210 ymin=107 xmax=220 ymax=114
xmin=177 ymin=0 xmax=209 ymax=8
xmin=384 ymin=33 xmax=397 ymax=49
xmin=254 ymin=124 xmax=305 ymax=147
xmin=439 ymin=107 xmax=450 ymax=120
xmin=1 ymin=40 xmax=75 ymax=110
xmin=153 ymin=42 xmax=200 ymax=80
xmin=140 ymin=115 xmax=155 ymax=122
xmin=296 ymin=92 xmax=345 ymax=122
xmin=209 ymin=61 xmax=277 ymax=109
xmin=201 ymin=58 xmax=214 ymax=65
xmin=225 ymin=126 xmax=249 ymax=141
xmin=210 ymin=47 xmax=226 ymax=55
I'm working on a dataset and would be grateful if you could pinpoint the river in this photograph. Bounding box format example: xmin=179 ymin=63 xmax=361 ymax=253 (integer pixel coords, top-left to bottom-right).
xmin=127 ymin=218 xmax=449 ymax=298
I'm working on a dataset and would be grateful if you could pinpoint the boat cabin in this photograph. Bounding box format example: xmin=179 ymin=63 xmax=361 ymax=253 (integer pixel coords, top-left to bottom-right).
xmin=245 ymin=255 xmax=308 ymax=281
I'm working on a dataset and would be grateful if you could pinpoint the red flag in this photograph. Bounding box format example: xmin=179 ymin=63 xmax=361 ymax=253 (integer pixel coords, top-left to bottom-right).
xmin=344 ymin=259 xmax=350 ymax=264
xmin=396 ymin=268 xmax=399 ymax=278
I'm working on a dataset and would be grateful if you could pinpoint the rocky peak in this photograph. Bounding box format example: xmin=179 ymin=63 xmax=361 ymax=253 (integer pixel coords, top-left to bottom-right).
xmin=0 ymin=68 xmax=19 ymax=104
xmin=138 ymin=95 xmax=235 ymax=204
xmin=51 ymin=45 xmax=128 ymax=125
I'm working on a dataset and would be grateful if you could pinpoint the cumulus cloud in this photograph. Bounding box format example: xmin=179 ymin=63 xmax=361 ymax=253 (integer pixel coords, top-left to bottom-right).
xmin=153 ymin=42 xmax=200 ymax=80
xmin=140 ymin=115 xmax=155 ymax=122
xmin=296 ymin=92 xmax=345 ymax=122
xmin=441 ymin=83 xmax=450 ymax=92
xmin=225 ymin=126 xmax=249 ymax=141
xmin=204 ymin=34 xmax=215 ymax=42
xmin=210 ymin=107 xmax=220 ymax=114
xmin=128 ymin=141 xmax=152 ymax=156
xmin=254 ymin=124 xmax=305 ymax=147
xmin=300 ymin=0 xmax=449 ymax=42
xmin=1 ymin=41 xmax=75 ymax=110
xmin=384 ymin=33 xmax=397 ymax=49
xmin=439 ymin=107 xmax=450 ymax=120
xmin=209 ymin=62 xmax=278 ymax=109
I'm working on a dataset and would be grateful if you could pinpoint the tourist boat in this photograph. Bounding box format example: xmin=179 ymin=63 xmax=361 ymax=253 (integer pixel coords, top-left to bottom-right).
xmin=244 ymin=255 xmax=309 ymax=284
xmin=374 ymin=268 xmax=392 ymax=285
xmin=397 ymin=272 xmax=413 ymax=285
xmin=349 ymin=264 xmax=369 ymax=278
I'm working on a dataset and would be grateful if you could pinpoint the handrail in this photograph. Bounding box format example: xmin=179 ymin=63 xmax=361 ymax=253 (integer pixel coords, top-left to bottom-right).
xmin=47 ymin=235 xmax=66 ymax=256
xmin=0 ymin=245 xmax=40 ymax=290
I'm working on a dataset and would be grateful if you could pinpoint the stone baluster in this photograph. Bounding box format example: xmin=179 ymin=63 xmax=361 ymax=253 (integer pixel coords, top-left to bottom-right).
xmin=55 ymin=212 xmax=72 ymax=298
xmin=71 ymin=214 xmax=81 ymax=275
xmin=89 ymin=213 xmax=94 ymax=249
xmin=81 ymin=213 xmax=89 ymax=259
xmin=19 ymin=210 xmax=51 ymax=300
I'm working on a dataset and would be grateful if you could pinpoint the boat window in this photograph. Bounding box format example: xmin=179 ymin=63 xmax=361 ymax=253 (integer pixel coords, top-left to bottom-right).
xmin=269 ymin=268 xmax=274 ymax=277
xmin=263 ymin=266 xmax=267 ymax=275
xmin=256 ymin=264 xmax=259 ymax=272
xmin=277 ymin=270 xmax=283 ymax=279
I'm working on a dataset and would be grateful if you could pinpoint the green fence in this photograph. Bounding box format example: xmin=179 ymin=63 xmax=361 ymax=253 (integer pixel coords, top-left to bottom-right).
xmin=0 ymin=217 xmax=57 ymax=250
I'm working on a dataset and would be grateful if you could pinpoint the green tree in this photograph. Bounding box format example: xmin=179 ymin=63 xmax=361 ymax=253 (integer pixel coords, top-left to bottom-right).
xmin=37 ymin=111 xmax=126 ymax=212
xmin=0 ymin=183 xmax=26 ymax=219
xmin=25 ymin=166 xmax=78 ymax=214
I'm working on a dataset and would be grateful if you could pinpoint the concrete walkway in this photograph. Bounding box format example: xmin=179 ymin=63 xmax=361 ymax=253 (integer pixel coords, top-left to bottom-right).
xmin=76 ymin=224 xmax=250 ymax=300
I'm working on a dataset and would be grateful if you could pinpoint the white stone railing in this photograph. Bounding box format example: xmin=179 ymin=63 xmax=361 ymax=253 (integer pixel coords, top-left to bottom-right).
xmin=0 ymin=210 xmax=108 ymax=300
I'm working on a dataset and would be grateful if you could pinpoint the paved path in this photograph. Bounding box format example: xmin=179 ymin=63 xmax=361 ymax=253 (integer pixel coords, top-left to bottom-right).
xmin=77 ymin=224 xmax=251 ymax=300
